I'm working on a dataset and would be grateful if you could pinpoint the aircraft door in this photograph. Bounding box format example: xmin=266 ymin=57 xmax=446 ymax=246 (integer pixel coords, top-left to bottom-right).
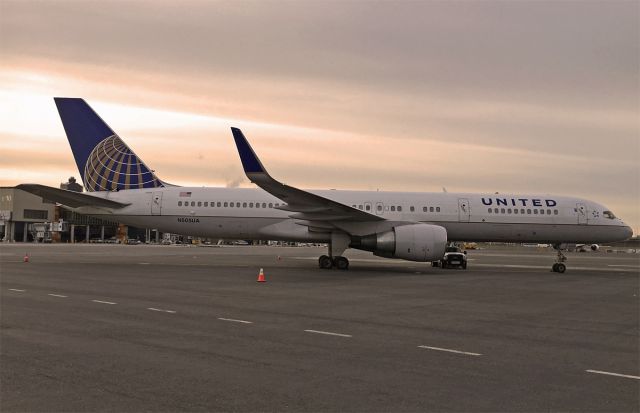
xmin=375 ymin=202 xmax=384 ymax=216
xmin=458 ymin=198 xmax=470 ymax=222
xmin=151 ymin=192 xmax=163 ymax=215
xmin=576 ymin=203 xmax=587 ymax=225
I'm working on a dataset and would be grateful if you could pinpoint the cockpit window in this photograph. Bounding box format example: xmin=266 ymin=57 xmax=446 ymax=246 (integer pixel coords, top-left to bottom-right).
xmin=603 ymin=211 xmax=616 ymax=219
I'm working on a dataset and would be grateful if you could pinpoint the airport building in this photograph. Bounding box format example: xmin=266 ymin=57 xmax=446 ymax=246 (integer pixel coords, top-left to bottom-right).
xmin=0 ymin=178 xmax=135 ymax=243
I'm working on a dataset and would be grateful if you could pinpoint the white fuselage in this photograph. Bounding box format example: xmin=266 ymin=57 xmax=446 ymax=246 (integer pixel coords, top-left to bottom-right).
xmin=74 ymin=186 xmax=631 ymax=244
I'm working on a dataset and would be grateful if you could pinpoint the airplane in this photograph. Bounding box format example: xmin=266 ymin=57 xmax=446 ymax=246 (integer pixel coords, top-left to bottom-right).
xmin=12 ymin=98 xmax=633 ymax=273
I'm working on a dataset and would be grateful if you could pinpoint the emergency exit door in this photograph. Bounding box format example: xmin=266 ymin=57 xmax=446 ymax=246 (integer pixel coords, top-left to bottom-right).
xmin=151 ymin=192 xmax=163 ymax=215
xmin=458 ymin=198 xmax=470 ymax=222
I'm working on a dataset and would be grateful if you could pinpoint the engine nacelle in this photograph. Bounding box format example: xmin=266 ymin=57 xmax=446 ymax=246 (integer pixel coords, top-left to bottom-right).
xmin=590 ymin=244 xmax=600 ymax=251
xmin=352 ymin=224 xmax=447 ymax=262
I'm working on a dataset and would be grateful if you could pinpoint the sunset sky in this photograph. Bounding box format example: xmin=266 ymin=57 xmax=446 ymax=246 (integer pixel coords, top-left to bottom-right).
xmin=1 ymin=1 xmax=638 ymax=232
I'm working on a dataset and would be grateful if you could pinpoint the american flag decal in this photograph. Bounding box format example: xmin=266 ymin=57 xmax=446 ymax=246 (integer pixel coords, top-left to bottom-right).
xmin=179 ymin=192 xmax=192 ymax=197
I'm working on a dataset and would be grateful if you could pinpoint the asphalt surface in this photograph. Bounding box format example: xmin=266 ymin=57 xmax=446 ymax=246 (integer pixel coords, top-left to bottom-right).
xmin=1 ymin=244 xmax=638 ymax=412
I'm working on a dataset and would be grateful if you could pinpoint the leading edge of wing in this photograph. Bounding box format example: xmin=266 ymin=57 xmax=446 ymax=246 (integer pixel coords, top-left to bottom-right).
xmin=229 ymin=127 xmax=384 ymax=222
xmin=14 ymin=184 xmax=129 ymax=209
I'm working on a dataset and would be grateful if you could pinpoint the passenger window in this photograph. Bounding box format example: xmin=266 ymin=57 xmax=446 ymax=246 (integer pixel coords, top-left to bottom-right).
xmin=410 ymin=206 xmax=415 ymax=212
xmin=520 ymin=209 xmax=525 ymax=214
xmin=191 ymin=201 xmax=195 ymax=207
xmin=488 ymin=208 xmax=492 ymax=213
xmin=352 ymin=204 xmax=356 ymax=208
xmin=533 ymin=209 xmax=538 ymax=214
xmin=527 ymin=209 xmax=531 ymax=214
xmin=217 ymin=202 xmax=221 ymax=207
xmin=178 ymin=201 xmax=182 ymax=206
xmin=197 ymin=201 xmax=202 ymax=207
xmin=377 ymin=205 xmax=383 ymax=212
xmin=514 ymin=209 xmax=518 ymax=214
xmin=224 ymin=202 xmax=228 ymax=207
xmin=365 ymin=205 xmax=370 ymax=211
xmin=230 ymin=202 xmax=234 ymax=207
xmin=243 ymin=202 xmax=247 ymax=208
xmin=494 ymin=208 xmax=498 ymax=214
xmin=507 ymin=208 xmax=512 ymax=214
xmin=501 ymin=208 xmax=505 ymax=214
xmin=359 ymin=205 xmax=363 ymax=210
xmin=436 ymin=207 xmax=440 ymax=212
xmin=398 ymin=206 xmax=402 ymax=212
xmin=391 ymin=206 xmax=396 ymax=212
xmin=547 ymin=209 xmax=551 ymax=215
xmin=554 ymin=209 xmax=558 ymax=215
xmin=430 ymin=207 xmax=434 ymax=212
xmin=237 ymin=203 xmax=241 ymax=208
xmin=269 ymin=203 xmax=273 ymax=208
xmin=204 ymin=202 xmax=208 ymax=207
xmin=262 ymin=203 xmax=266 ymax=208
xmin=423 ymin=207 xmax=428 ymax=212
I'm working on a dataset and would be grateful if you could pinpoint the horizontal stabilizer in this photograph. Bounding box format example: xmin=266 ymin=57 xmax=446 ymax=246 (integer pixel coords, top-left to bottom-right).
xmin=14 ymin=184 xmax=129 ymax=209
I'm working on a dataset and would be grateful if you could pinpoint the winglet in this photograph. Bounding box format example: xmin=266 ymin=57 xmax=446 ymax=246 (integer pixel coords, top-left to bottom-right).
xmin=231 ymin=127 xmax=268 ymax=175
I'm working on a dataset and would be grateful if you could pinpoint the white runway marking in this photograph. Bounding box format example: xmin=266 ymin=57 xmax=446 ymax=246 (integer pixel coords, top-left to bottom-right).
xmin=586 ymin=370 xmax=640 ymax=380
xmin=48 ymin=294 xmax=67 ymax=298
xmin=138 ymin=262 xmax=151 ymax=265
xmin=218 ymin=317 xmax=253 ymax=324
xmin=91 ymin=300 xmax=117 ymax=305
xmin=418 ymin=345 xmax=482 ymax=356
xmin=148 ymin=307 xmax=176 ymax=313
xmin=8 ymin=288 xmax=25 ymax=292
xmin=607 ymin=265 xmax=639 ymax=268
xmin=304 ymin=329 xmax=352 ymax=338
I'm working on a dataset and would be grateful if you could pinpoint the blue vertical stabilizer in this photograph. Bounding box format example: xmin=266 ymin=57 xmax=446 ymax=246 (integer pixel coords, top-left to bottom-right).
xmin=54 ymin=98 xmax=164 ymax=191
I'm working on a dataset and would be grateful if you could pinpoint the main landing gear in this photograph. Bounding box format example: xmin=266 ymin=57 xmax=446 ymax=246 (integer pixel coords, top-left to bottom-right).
xmin=318 ymin=255 xmax=349 ymax=270
xmin=551 ymin=248 xmax=567 ymax=273
xmin=318 ymin=233 xmax=350 ymax=270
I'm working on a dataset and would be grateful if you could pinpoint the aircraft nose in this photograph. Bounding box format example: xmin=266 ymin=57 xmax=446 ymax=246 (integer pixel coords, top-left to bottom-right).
xmin=622 ymin=225 xmax=633 ymax=240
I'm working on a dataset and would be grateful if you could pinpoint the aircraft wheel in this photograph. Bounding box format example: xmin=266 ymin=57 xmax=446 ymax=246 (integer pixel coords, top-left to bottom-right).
xmin=431 ymin=261 xmax=440 ymax=267
xmin=334 ymin=256 xmax=349 ymax=270
xmin=319 ymin=255 xmax=333 ymax=269
xmin=556 ymin=263 xmax=566 ymax=273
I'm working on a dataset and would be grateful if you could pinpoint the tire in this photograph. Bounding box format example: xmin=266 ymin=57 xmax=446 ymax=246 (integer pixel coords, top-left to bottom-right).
xmin=556 ymin=263 xmax=566 ymax=273
xmin=318 ymin=255 xmax=333 ymax=269
xmin=552 ymin=263 xmax=559 ymax=272
xmin=334 ymin=256 xmax=349 ymax=270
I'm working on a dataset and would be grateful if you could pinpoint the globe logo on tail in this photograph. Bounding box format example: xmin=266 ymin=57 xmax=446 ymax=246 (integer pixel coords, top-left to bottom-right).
xmin=83 ymin=135 xmax=163 ymax=192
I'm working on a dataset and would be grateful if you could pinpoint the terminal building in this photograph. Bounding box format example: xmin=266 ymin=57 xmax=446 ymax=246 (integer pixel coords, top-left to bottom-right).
xmin=0 ymin=177 xmax=146 ymax=243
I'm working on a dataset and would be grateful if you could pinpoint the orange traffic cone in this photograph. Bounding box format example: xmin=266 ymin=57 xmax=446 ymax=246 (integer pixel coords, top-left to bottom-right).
xmin=257 ymin=268 xmax=266 ymax=282
xmin=23 ymin=253 xmax=29 ymax=263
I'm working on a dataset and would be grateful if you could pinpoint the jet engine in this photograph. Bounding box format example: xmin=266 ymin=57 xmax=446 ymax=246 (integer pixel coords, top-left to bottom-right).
xmin=351 ymin=223 xmax=447 ymax=262
xmin=590 ymin=244 xmax=600 ymax=251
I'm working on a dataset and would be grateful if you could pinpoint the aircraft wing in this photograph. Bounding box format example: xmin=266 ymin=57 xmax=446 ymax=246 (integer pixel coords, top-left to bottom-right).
xmin=231 ymin=128 xmax=384 ymax=223
xmin=13 ymin=184 xmax=129 ymax=209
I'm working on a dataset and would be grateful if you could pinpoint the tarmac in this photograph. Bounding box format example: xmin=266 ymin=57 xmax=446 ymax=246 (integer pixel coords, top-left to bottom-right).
xmin=1 ymin=244 xmax=638 ymax=412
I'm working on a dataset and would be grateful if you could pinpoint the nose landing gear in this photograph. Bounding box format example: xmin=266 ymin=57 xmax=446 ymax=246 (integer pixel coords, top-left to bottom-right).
xmin=551 ymin=249 xmax=567 ymax=273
